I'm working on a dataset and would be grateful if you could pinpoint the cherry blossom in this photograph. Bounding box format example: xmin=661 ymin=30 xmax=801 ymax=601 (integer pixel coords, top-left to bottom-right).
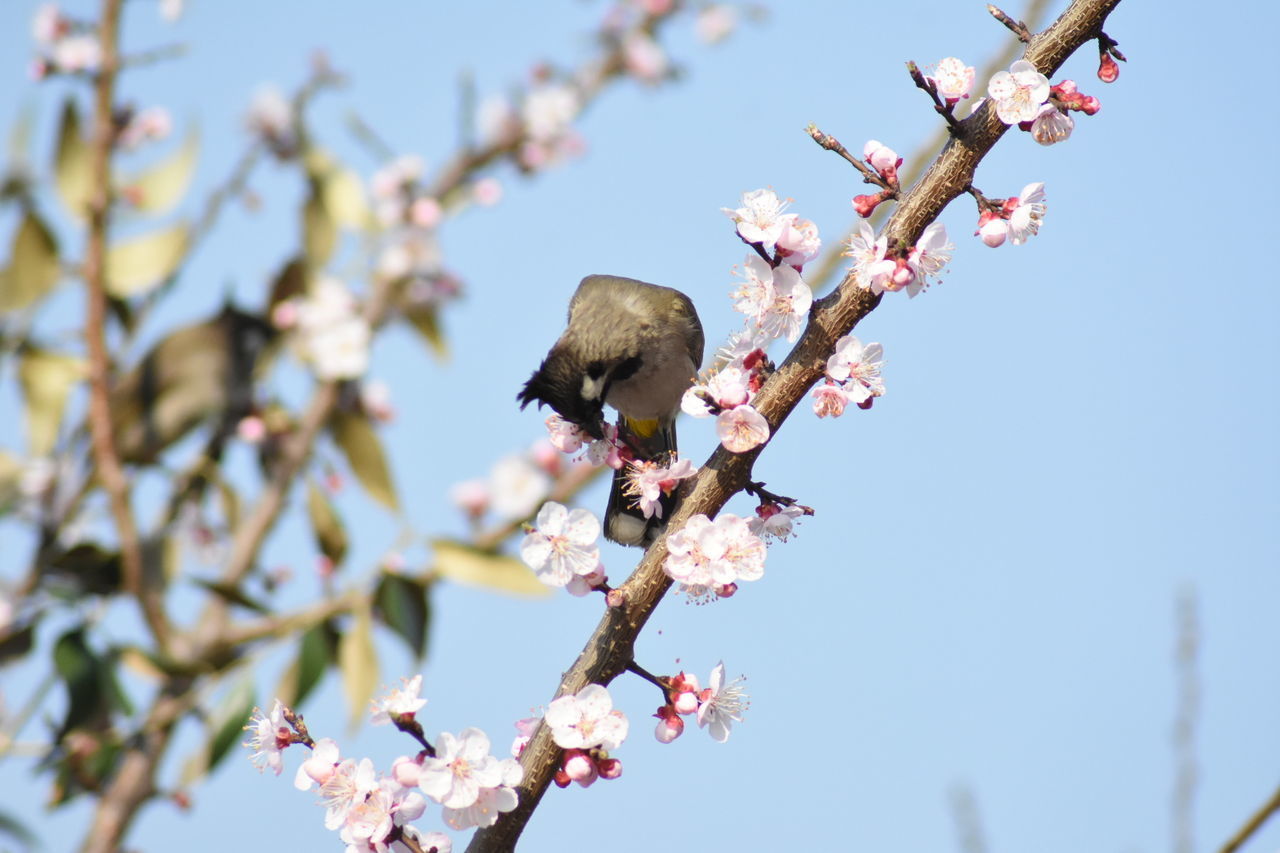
xmin=716 ymin=404 xmax=770 ymax=453
xmin=544 ymin=683 xmax=629 ymax=751
xmin=340 ymin=778 xmax=426 ymax=851
xmin=440 ymin=758 xmax=522 ymax=829
xmin=811 ymin=381 xmax=850 ymax=418
xmin=663 ymin=513 xmax=766 ymax=589
xmin=696 ymin=4 xmax=737 ymax=43
xmin=246 ymin=85 xmax=294 ymax=147
xmin=696 ymin=662 xmax=750 ymax=742
xmin=722 ymin=189 xmax=790 ymax=248
xmin=519 ymin=501 xmax=601 ymax=588
xmin=825 ymin=334 xmax=885 ymax=403
xmin=1030 ymin=102 xmax=1075 ymax=146
xmin=566 ymin=563 xmax=607 ymax=597
xmin=863 ymin=139 xmax=901 ymax=182
xmin=318 ymin=757 xmax=378 ymax=830
xmin=1008 ymin=182 xmax=1047 ymax=244
xmin=624 ymin=457 xmax=697 ymax=520
xmin=904 ymin=221 xmax=953 ymax=297
xmin=243 ymin=699 xmax=290 ymax=776
xmin=487 ymin=453 xmax=550 ymax=518
xmin=369 ymin=675 xmax=428 ymax=726
xmin=845 ymin=221 xmax=895 ymax=293
xmin=730 ymin=255 xmax=811 ymax=342
xmin=987 ymin=59 xmax=1050 ymax=125
xmin=522 ymin=83 xmax=580 ymax=143
xmin=623 ymin=31 xmax=668 ymax=83
xmin=295 ymin=737 xmax=341 ymax=791
xmin=775 ymin=216 xmax=822 ymax=269
xmin=418 ymin=728 xmax=504 ymax=810
xmin=930 ymin=57 xmax=975 ymax=103
xmin=292 ymin=277 xmax=371 ymax=380
xmin=747 ymin=503 xmax=807 ymax=543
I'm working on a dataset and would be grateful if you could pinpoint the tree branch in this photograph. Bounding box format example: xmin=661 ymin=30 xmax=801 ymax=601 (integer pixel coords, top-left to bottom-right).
xmin=467 ymin=0 xmax=1123 ymax=849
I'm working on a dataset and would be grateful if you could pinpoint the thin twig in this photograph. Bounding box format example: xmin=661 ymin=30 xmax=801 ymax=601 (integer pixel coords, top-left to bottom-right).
xmin=1218 ymin=784 xmax=1280 ymax=853
xmin=81 ymin=0 xmax=170 ymax=650
xmin=1173 ymin=586 xmax=1200 ymax=853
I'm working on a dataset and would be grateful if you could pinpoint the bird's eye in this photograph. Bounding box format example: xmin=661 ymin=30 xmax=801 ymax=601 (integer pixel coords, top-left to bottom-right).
xmin=612 ymin=355 xmax=642 ymax=382
xmin=586 ymin=361 xmax=606 ymax=380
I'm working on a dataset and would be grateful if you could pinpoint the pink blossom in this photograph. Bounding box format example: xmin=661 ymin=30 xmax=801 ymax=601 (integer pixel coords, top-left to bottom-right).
xmin=369 ymin=675 xmax=428 ymax=725
xmin=243 ymin=699 xmax=290 ymax=776
xmin=811 ymin=382 xmax=851 ymax=418
xmin=418 ymin=728 xmax=504 ymax=810
xmin=931 ymin=57 xmax=975 ymax=103
xmin=1008 ymin=182 xmax=1047 ymax=245
xmin=696 ymin=662 xmax=750 ymax=742
xmin=716 ymin=404 xmax=770 ymax=453
xmin=519 ymin=501 xmax=601 ymax=588
xmin=988 ymin=59 xmax=1051 ymax=125
xmin=440 ymin=758 xmax=521 ymax=829
xmin=663 ymin=513 xmax=766 ymax=589
xmin=825 ymin=334 xmax=885 ymax=402
xmin=294 ymin=737 xmax=341 ymax=791
xmin=544 ymin=683 xmax=629 ymax=751
xmin=863 ymin=139 xmax=901 ymax=182
xmin=775 ymin=216 xmax=822 ymax=268
xmin=1030 ymin=102 xmax=1074 ymax=145
xmin=623 ymin=31 xmax=668 ymax=83
xmin=624 ymin=457 xmax=697 ymax=520
xmin=318 ymin=757 xmax=378 ymax=830
xmin=722 ymin=188 xmax=790 ymax=248
xmin=695 ymin=4 xmax=736 ymax=43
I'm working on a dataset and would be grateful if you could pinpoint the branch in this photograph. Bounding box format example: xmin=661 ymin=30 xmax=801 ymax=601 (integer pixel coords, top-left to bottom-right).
xmin=1218 ymin=784 xmax=1280 ymax=853
xmin=81 ymin=0 xmax=170 ymax=650
xmin=468 ymin=0 xmax=1123 ymax=848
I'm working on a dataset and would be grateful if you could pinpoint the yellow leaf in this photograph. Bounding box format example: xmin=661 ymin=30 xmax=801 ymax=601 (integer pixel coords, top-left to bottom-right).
xmin=124 ymin=127 xmax=199 ymax=215
xmin=338 ymin=604 xmax=378 ymax=728
xmin=431 ymin=539 xmax=551 ymax=598
xmin=0 ymin=449 xmax=22 ymax=514
xmin=18 ymin=348 xmax=84 ymax=456
xmin=0 ymin=211 xmax=61 ymax=311
xmin=306 ymin=480 xmax=348 ymax=566
xmin=323 ymin=167 xmax=369 ymax=230
xmin=404 ymin=304 xmax=449 ymax=361
xmin=105 ymin=222 xmax=189 ymax=298
xmin=54 ymin=97 xmax=93 ymax=219
xmin=330 ymin=411 xmax=398 ymax=511
xmin=303 ymin=186 xmax=335 ymax=265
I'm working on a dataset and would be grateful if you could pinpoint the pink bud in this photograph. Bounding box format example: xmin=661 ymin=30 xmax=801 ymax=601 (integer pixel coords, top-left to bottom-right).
xmin=890 ymin=259 xmax=915 ymax=289
xmin=606 ymin=588 xmax=627 ymax=608
xmin=673 ymin=691 xmax=698 ymax=715
xmin=563 ymin=750 xmax=598 ymax=787
xmin=302 ymin=756 xmax=337 ymax=787
xmin=553 ymin=768 xmax=571 ymax=788
xmin=597 ymin=757 xmax=623 ymax=780
xmin=716 ymin=582 xmax=738 ymax=599
xmin=391 ymin=756 xmax=421 ymax=787
xmin=1098 ymin=53 xmax=1119 ymax=83
xmin=852 ymin=193 xmax=882 ymax=218
xmin=654 ymin=710 xmax=684 ymax=743
xmin=1079 ymin=96 xmax=1101 ymax=115
xmin=978 ymin=218 xmax=1009 ymax=248
xmin=410 ymin=197 xmax=442 ymax=228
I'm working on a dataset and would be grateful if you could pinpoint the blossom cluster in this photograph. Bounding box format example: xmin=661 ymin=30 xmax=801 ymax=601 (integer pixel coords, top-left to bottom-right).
xmin=987 ymin=59 xmax=1101 ymax=147
xmin=246 ymin=678 xmax=528 ymax=851
xmin=543 ymin=684 xmax=629 ymax=788
xmin=682 ymin=346 xmax=772 ymax=454
xmin=844 ymin=218 xmax=952 ymax=298
xmin=653 ymin=662 xmax=749 ymax=744
xmin=273 ymin=276 xmax=372 ymax=380
xmin=663 ymin=512 xmax=766 ymax=600
xmin=811 ymin=333 xmax=885 ymax=418
xmin=623 ymin=456 xmax=697 ymax=521
xmin=975 ymin=182 xmax=1047 ymax=248
xmin=30 ymin=4 xmax=101 ymax=77
xmin=519 ymin=501 xmax=606 ymax=594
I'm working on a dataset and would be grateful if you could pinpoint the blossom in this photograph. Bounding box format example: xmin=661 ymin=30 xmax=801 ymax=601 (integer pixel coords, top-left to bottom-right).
xmin=696 ymin=4 xmax=737 ymax=43
xmin=487 ymin=454 xmax=550 ymax=518
xmin=52 ymin=34 xmax=101 ymax=73
xmin=340 ymin=778 xmax=427 ymax=850
xmin=511 ymin=716 xmax=541 ymax=758
xmin=683 ymin=364 xmax=751 ymax=417
xmin=977 ymin=215 xmax=1009 ymax=247
xmin=1030 ymin=102 xmax=1074 ymax=145
xmin=623 ymin=31 xmax=668 ymax=83
xmin=663 ymin=513 xmax=766 ymax=589
xmin=544 ymin=413 xmax=587 ymax=453
xmin=246 ymin=85 xmax=293 ymax=146
xmin=449 ymin=478 xmax=489 ymax=517
xmin=292 ymin=277 xmax=371 ymax=380
xmin=722 ymin=189 xmax=790 ymax=248
xmin=825 ymin=334 xmax=885 ymax=403
xmin=987 ymin=59 xmax=1050 ymax=125
xmin=931 ymin=57 xmax=975 ymax=103
xmin=1008 ymin=182 xmax=1047 ymax=244
xmin=243 ymin=699 xmax=290 ymax=775
xmin=522 ymin=83 xmax=580 ymax=142
xmin=696 ymin=662 xmax=750 ymax=742
xmin=775 ymin=216 xmax=821 ymax=268
xmin=370 ymin=675 xmax=428 ymax=725
xmin=845 ymin=220 xmax=894 ymax=293
xmin=863 ymin=140 xmax=901 ymax=181
xmin=904 ymin=222 xmax=952 ymax=297
xmin=441 ymin=759 xmax=521 ymax=829
xmin=624 ymin=457 xmax=697 ymax=520
xmin=32 ymin=5 xmax=66 ymax=45
xmin=418 ymin=832 xmax=454 ymax=853
xmin=117 ymin=106 xmax=172 ymax=150
xmin=519 ymin=501 xmax=602 ymax=587
xmin=716 ymin=405 xmax=770 ymax=453
xmin=566 ymin=564 xmax=606 ymax=597
xmin=544 ymin=683 xmax=629 ymax=751
xmin=318 ymin=757 xmax=378 ymax=830
xmin=418 ymin=728 xmax=504 ymax=810
xmin=731 ymin=256 xmax=811 ymax=341
xmin=295 ymin=737 xmax=341 ymax=791
xmin=747 ymin=504 xmax=807 ymax=543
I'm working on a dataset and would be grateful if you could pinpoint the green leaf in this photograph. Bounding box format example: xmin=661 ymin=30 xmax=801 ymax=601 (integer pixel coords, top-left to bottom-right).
xmin=330 ymin=411 xmax=399 ymax=511
xmin=0 ymin=449 xmax=23 ymax=515
xmin=267 ymin=255 xmax=307 ymax=310
xmin=190 ymin=578 xmax=270 ymax=613
xmin=374 ymin=573 xmax=431 ymax=659
xmin=17 ymin=347 xmax=84 ymax=457
xmin=0 ymin=210 xmax=61 ymax=311
xmin=338 ymin=604 xmax=378 ymax=728
xmin=403 ymin=304 xmax=449 ymax=361
xmin=123 ymin=126 xmax=199 ymax=215
xmin=104 ymin=222 xmax=189 ymax=297
xmin=306 ymin=480 xmax=348 ymax=566
xmin=53 ymin=97 xmax=93 ymax=219
xmin=303 ymin=184 xmax=336 ymax=265
xmin=431 ymin=539 xmax=551 ymax=598
xmin=277 ymin=622 xmax=335 ymax=707
xmin=0 ymin=808 xmax=38 ymax=852
xmin=52 ymin=628 xmax=102 ymax=736
xmin=207 ymin=678 xmax=256 ymax=773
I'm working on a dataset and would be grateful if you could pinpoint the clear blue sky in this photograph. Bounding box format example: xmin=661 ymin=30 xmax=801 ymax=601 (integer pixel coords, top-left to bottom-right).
xmin=1 ymin=1 xmax=1278 ymax=852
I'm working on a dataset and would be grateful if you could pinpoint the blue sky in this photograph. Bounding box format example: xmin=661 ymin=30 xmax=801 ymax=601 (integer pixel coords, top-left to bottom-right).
xmin=1 ymin=1 xmax=1278 ymax=852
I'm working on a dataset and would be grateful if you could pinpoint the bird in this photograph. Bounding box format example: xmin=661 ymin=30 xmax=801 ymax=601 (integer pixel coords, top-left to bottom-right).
xmin=518 ymin=274 xmax=704 ymax=546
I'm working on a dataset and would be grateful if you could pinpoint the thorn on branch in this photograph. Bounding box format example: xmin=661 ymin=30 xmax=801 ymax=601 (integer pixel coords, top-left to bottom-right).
xmin=987 ymin=4 xmax=1031 ymax=42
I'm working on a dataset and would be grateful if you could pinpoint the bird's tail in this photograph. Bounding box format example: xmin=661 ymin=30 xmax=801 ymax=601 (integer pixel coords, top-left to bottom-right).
xmin=604 ymin=415 xmax=678 ymax=547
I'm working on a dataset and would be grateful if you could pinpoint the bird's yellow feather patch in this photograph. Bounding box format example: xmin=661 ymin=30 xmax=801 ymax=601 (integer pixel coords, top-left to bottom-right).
xmin=624 ymin=416 xmax=661 ymax=438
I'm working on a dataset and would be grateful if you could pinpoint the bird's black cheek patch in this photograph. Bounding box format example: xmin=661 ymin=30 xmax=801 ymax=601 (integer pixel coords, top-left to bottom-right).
xmin=586 ymin=361 xmax=607 ymax=380
xmin=612 ymin=355 xmax=643 ymax=382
